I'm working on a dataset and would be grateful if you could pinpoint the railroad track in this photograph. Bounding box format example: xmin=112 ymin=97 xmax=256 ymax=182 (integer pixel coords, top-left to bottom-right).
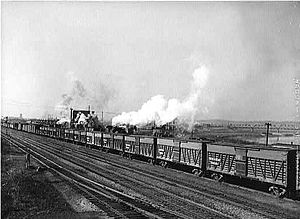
xmin=2 ymin=132 xmax=192 ymax=219
xmin=14 ymin=130 xmax=290 ymax=219
xmin=3 ymin=129 xmax=298 ymax=219
xmin=2 ymin=130 xmax=232 ymax=219
xmin=17 ymin=133 xmax=278 ymax=219
xmin=4 ymin=131 xmax=232 ymax=219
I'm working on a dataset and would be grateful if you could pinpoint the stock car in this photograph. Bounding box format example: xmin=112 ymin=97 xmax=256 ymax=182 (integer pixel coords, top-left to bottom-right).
xmin=3 ymin=121 xmax=299 ymax=199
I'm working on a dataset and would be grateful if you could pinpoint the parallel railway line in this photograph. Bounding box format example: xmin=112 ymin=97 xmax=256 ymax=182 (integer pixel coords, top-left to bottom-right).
xmin=2 ymin=129 xmax=230 ymax=219
xmin=14 ymin=130 xmax=298 ymax=219
xmin=3 ymin=128 xmax=300 ymax=218
xmin=16 ymin=133 xmax=282 ymax=218
xmin=2 ymin=133 xmax=190 ymax=219
xmin=4 ymin=121 xmax=300 ymax=202
xmin=35 ymin=136 xmax=292 ymax=218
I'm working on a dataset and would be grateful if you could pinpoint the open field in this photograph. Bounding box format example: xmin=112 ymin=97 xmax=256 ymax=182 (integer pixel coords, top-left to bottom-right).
xmin=189 ymin=126 xmax=300 ymax=146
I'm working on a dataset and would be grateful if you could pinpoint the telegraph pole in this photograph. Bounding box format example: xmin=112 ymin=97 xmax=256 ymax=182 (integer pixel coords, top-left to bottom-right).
xmin=101 ymin=111 xmax=104 ymax=125
xmin=265 ymin=122 xmax=271 ymax=146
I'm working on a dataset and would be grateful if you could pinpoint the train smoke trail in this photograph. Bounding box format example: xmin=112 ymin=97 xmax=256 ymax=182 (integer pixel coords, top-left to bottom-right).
xmin=55 ymin=72 xmax=114 ymax=125
xmin=112 ymin=65 xmax=210 ymax=126
xmin=55 ymin=72 xmax=87 ymax=124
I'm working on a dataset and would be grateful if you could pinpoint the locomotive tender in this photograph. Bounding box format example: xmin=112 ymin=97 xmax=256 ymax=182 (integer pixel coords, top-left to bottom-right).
xmin=2 ymin=121 xmax=299 ymax=199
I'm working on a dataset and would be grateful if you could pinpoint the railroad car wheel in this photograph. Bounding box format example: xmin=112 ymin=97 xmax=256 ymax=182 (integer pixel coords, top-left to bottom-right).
xmin=192 ymin=169 xmax=203 ymax=177
xmin=125 ymin=154 xmax=132 ymax=159
xmin=159 ymin=161 xmax=168 ymax=168
xmin=162 ymin=161 xmax=168 ymax=168
xmin=148 ymin=159 xmax=154 ymax=165
xmin=211 ymin=173 xmax=223 ymax=182
xmin=269 ymin=186 xmax=286 ymax=198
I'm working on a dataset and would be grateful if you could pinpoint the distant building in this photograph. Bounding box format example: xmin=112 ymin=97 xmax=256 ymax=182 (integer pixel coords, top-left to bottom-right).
xmin=70 ymin=108 xmax=94 ymax=123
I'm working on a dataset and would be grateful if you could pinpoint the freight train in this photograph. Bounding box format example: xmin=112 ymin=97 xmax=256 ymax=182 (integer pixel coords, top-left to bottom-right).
xmin=2 ymin=121 xmax=300 ymax=200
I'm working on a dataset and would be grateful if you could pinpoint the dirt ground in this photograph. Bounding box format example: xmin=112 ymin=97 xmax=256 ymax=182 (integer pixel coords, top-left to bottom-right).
xmin=1 ymin=138 xmax=105 ymax=219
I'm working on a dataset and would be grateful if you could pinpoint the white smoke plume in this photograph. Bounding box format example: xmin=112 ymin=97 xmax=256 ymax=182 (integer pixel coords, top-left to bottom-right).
xmin=112 ymin=65 xmax=210 ymax=127
xmin=77 ymin=113 xmax=88 ymax=124
xmin=56 ymin=118 xmax=70 ymax=125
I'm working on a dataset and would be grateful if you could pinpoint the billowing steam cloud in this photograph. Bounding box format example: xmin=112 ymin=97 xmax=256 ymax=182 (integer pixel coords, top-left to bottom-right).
xmin=112 ymin=65 xmax=209 ymax=126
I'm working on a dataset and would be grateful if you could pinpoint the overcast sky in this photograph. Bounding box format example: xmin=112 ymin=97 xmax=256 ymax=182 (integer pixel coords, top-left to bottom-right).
xmin=2 ymin=2 xmax=300 ymax=121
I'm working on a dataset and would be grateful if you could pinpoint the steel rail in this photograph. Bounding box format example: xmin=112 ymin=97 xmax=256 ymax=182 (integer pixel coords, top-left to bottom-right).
xmin=2 ymin=133 xmax=190 ymax=219
xmin=8 ymin=132 xmax=231 ymax=219
xmin=17 ymin=129 xmax=285 ymax=219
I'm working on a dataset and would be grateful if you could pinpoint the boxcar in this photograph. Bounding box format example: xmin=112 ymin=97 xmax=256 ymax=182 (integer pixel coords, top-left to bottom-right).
xmin=73 ymin=130 xmax=80 ymax=142
xmin=207 ymin=144 xmax=236 ymax=175
xmin=206 ymin=143 xmax=297 ymax=198
xmin=103 ymin=133 xmax=113 ymax=149
xmin=86 ymin=131 xmax=95 ymax=145
xmin=64 ymin=129 xmax=73 ymax=141
xmin=94 ymin=132 xmax=102 ymax=147
xmin=5 ymin=122 xmax=299 ymax=200
xmin=79 ymin=131 xmax=86 ymax=144
xmin=58 ymin=128 xmax=65 ymax=139
xmin=112 ymin=134 xmax=124 ymax=152
xmin=180 ymin=141 xmax=204 ymax=168
xmin=124 ymin=136 xmax=139 ymax=155
xmin=139 ymin=136 xmax=155 ymax=159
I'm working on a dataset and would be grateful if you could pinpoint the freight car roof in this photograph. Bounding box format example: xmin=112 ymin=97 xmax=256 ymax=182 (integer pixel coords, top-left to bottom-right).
xmin=25 ymin=126 xmax=297 ymax=151
xmin=211 ymin=142 xmax=296 ymax=151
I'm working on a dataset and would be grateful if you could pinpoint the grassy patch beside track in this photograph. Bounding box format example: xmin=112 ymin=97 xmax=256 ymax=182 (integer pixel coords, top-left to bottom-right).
xmin=1 ymin=138 xmax=77 ymax=219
